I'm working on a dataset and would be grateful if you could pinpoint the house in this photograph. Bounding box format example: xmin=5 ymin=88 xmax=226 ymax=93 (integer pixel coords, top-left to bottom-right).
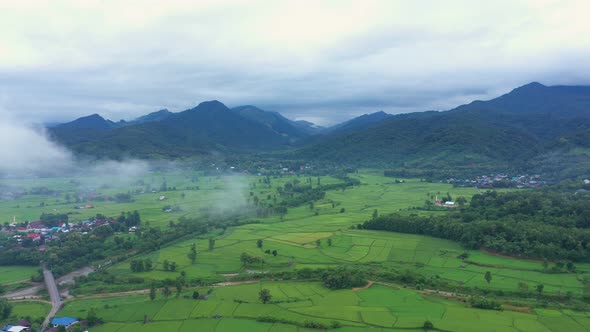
xmin=2 ymin=326 xmax=31 ymax=332
xmin=28 ymin=221 xmax=45 ymax=230
xmin=26 ymin=233 xmax=41 ymax=241
xmin=584 ymin=179 xmax=590 ymax=185
xmin=51 ymin=317 xmax=79 ymax=328
xmin=159 ymin=196 xmax=167 ymax=201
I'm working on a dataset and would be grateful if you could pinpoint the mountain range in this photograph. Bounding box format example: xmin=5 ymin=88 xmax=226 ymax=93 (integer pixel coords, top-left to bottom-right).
xmin=49 ymin=82 xmax=590 ymax=177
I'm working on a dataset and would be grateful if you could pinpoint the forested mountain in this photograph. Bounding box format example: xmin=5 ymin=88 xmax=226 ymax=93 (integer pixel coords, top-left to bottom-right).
xmin=325 ymin=111 xmax=393 ymax=134
xmin=132 ymin=109 xmax=173 ymax=123
xmin=49 ymin=101 xmax=299 ymax=158
xmin=56 ymin=113 xmax=121 ymax=130
xmin=293 ymin=83 xmax=590 ymax=176
xmin=48 ymin=83 xmax=590 ymax=178
xmin=231 ymin=105 xmax=312 ymax=138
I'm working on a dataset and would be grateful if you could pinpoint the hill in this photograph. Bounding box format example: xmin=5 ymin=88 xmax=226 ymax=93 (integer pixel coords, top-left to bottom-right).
xmin=50 ymin=101 xmax=297 ymax=158
xmin=132 ymin=109 xmax=173 ymax=123
xmin=231 ymin=105 xmax=310 ymax=139
xmin=55 ymin=114 xmax=119 ymax=130
xmin=293 ymin=83 xmax=590 ymax=177
xmin=325 ymin=111 xmax=393 ymax=134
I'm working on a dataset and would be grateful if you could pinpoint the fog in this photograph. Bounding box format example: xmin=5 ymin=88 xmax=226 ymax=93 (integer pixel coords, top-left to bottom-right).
xmin=0 ymin=109 xmax=149 ymax=181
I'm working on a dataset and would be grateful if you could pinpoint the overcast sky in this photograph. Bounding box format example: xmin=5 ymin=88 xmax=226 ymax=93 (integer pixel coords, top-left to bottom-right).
xmin=1 ymin=0 xmax=589 ymax=125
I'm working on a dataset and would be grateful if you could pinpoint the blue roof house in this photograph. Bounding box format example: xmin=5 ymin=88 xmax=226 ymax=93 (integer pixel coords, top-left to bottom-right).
xmin=51 ymin=317 xmax=78 ymax=328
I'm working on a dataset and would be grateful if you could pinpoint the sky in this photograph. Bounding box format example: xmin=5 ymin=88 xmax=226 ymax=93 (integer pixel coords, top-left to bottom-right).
xmin=0 ymin=0 xmax=589 ymax=126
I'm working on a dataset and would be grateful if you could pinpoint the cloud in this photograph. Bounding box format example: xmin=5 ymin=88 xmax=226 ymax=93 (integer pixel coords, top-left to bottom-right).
xmin=0 ymin=0 xmax=589 ymax=125
xmin=0 ymin=110 xmax=74 ymax=176
xmin=0 ymin=107 xmax=149 ymax=179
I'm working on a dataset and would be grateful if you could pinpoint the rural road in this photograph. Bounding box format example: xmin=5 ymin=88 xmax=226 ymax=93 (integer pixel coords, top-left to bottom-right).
xmin=40 ymin=266 xmax=62 ymax=332
xmin=4 ymin=266 xmax=95 ymax=300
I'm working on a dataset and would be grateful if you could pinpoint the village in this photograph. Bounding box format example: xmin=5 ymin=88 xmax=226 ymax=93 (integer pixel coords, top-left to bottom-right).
xmin=0 ymin=216 xmax=130 ymax=253
xmin=447 ymin=173 xmax=546 ymax=189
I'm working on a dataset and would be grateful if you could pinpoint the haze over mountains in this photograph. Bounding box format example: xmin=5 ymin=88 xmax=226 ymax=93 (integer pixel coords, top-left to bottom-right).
xmin=48 ymin=82 xmax=590 ymax=176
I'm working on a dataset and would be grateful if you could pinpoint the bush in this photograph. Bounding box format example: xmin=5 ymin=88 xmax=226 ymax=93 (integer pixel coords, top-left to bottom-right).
xmin=469 ymin=296 xmax=502 ymax=310
xmin=322 ymin=267 xmax=367 ymax=289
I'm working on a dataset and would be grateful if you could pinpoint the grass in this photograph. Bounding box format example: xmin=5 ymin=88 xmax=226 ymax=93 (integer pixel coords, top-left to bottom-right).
xmin=0 ymin=266 xmax=38 ymax=285
xmin=5 ymin=169 xmax=590 ymax=331
xmin=0 ymin=301 xmax=50 ymax=327
xmin=57 ymin=281 xmax=590 ymax=331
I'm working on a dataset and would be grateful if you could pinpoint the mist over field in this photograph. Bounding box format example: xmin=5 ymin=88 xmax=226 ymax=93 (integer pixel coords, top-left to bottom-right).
xmin=0 ymin=109 xmax=149 ymax=181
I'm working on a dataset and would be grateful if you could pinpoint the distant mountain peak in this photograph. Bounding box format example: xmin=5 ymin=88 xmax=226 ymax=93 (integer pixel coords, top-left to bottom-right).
xmin=326 ymin=110 xmax=392 ymax=134
xmin=511 ymin=82 xmax=547 ymax=93
xmin=133 ymin=109 xmax=172 ymax=123
xmin=196 ymin=100 xmax=226 ymax=108
xmin=56 ymin=113 xmax=114 ymax=130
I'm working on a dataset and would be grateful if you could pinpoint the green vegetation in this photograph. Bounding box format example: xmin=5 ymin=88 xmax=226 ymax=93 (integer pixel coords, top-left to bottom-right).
xmin=4 ymin=170 xmax=590 ymax=331
xmin=361 ymin=189 xmax=590 ymax=261
xmin=57 ymin=282 xmax=590 ymax=332
xmin=0 ymin=266 xmax=38 ymax=286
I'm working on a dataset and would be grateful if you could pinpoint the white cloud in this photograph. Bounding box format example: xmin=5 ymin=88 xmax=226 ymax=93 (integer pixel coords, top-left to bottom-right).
xmin=0 ymin=0 xmax=589 ymax=124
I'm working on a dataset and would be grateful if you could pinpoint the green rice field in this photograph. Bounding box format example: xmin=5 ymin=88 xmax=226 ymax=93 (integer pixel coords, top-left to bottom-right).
xmin=4 ymin=170 xmax=590 ymax=331
xmin=58 ymin=281 xmax=590 ymax=332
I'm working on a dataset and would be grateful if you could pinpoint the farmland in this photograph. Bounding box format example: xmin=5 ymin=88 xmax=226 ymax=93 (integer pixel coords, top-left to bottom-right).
xmin=58 ymin=282 xmax=588 ymax=332
xmin=3 ymin=169 xmax=590 ymax=331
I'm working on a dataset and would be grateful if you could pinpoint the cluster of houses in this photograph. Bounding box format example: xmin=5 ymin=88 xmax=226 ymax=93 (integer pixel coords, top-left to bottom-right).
xmin=447 ymin=174 xmax=545 ymax=189
xmin=1 ymin=218 xmax=117 ymax=250
xmin=1 ymin=317 xmax=81 ymax=332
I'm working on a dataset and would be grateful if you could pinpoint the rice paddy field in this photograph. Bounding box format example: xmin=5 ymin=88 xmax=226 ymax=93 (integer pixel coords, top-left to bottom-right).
xmin=98 ymin=171 xmax=590 ymax=296
xmin=58 ymin=281 xmax=590 ymax=332
xmin=3 ymin=169 xmax=590 ymax=331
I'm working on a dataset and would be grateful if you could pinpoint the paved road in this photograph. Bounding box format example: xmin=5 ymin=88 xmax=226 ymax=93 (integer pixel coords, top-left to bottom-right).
xmin=40 ymin=266 xmax=62 ymax=332
xmin=4 ymin=266 xmax=94 ymax=300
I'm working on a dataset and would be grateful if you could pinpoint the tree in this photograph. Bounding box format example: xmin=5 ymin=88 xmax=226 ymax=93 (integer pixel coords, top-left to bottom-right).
xmin=423 ymin=320 xmax=434 ymax=331
xmin=456 ymin=196 xmax=467 ymax=208
xmin=316 ymin=239 xmax=321 ymax=247
xmin=517 ymin=282 xmax=529 ymax=295
xmin=542 ymin=259 xmax=549 ymax=270
xmin=187 ymin=251 xmax=197 ymax=264
xmin=484 ymin=271 xmax=492 ymax=285
xmin=170 ymin=261 xmax=177 ymax=272
xmin=130 ymin=259 xmax=144 ymax=273
xmin=536 ymin=284 xmax=544 ymax=295
xmin=192 ymin=291 xmax=200 ymax=299
xmin=149 ymin=282 xmax=156 ymax=301
xmin=372 ymin=209 xmax=378 ymax=220
xmin=309 ymin=202 xmax=314 ymax=210
xmin=145 ymin=258 xmax=153 ymax=271
xmin=209 ymin=238 xmax=215 ymax=250
xmin=86 ymin=307 xmax=102 ymax=326
xmin=272 ymin=250 xmax=278 ymax=257
xmin=0 ymin=297 xmax=12 ymax=320
xmin=163 ymin=260 xmax=170 ymax=271
xmin=175 ymin=278 xmax=183 ymax=297
xmin=327 ymin=238 xmax=332 ymax=246
xmin=259 ymin=288 xmax=272 ymax=304
xmin=257 ymin=239 xmax=263 ymax=248
xmin=162 ymin=286 xmax=171 ymax=298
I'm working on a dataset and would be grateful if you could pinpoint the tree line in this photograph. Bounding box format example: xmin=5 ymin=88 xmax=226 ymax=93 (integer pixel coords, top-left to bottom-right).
xmin=361 ymin=189 xmax=590 ymax=261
